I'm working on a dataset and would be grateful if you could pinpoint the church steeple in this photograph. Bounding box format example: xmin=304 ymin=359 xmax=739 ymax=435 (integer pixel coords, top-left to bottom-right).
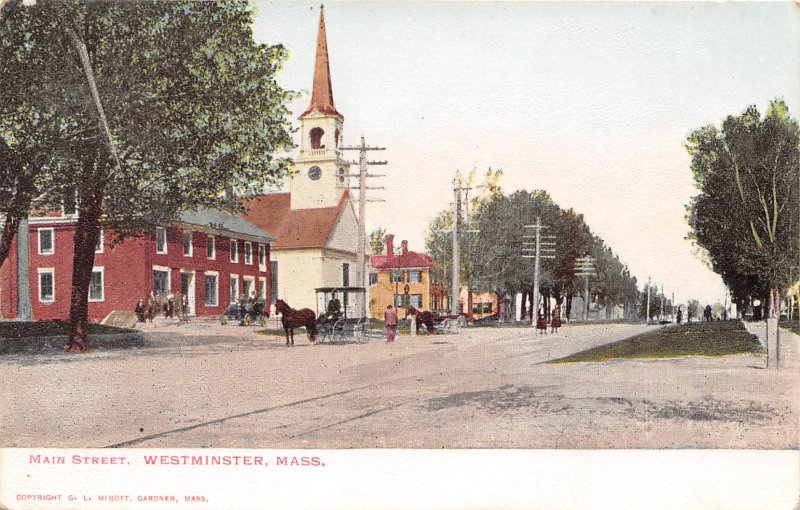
xmin=300 ymin=5 xmax=342 ymax=120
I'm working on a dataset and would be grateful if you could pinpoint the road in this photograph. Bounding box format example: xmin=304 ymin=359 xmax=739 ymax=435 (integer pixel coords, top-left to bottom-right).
xmin=1 ymin=321 xmax=797 ymax=449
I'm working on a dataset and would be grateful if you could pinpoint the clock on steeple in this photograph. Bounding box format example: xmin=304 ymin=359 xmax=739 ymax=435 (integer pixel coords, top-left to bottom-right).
xmin=290 ymin=5 xmax=350 ymax=210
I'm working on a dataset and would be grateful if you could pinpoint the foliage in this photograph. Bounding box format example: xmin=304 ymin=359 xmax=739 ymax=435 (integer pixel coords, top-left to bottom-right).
xmin=686 ymin=100 xmax=800 ymax=310
xmin=0 ymin=0 xmax=295 ymax=348
xmin=368 ymin=227 xmax=387 ymax=255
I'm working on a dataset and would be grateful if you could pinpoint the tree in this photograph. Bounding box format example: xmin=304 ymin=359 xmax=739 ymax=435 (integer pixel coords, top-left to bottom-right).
xmin=368 ymin=228 xmax=387 ymax=255
xmin=1 ymin=1 xmax=295 ymax=351
xmin=687 ymin=100 xmax=800 ymax=317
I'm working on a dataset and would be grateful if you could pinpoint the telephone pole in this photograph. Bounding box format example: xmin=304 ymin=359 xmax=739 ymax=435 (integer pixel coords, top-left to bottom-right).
xmin=646 ymin=276 xmax=651 ymax=324
xmin=574 ymin=256 xmax=596 ymax=320
xmin=523 ymin=218 xmax=555 ymax=325
xmin=342 ymin=136 xmax=386 ymax=318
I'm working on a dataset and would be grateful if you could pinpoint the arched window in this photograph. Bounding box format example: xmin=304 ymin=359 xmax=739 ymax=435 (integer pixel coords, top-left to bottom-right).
xmin=310 ymin=127 xmax=324 ymax=149
xmin=334 ymin=128 xmax=340 ymax=147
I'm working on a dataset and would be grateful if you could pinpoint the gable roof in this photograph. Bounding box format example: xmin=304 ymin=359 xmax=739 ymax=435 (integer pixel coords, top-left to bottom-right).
xmin=370 ymin=251 xmax=433 ymax=270
xmin=179 ymin=208 xmax=274 ymax=242
xmin=239 ymin=191 xmax=350 ymax=250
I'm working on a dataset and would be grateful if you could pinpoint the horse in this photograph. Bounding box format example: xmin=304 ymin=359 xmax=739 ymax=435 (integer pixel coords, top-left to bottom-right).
xmin=406 ymin=306 xmax=436 ymax=334
xmin=275 ymin=299 xmax=318 ymax=346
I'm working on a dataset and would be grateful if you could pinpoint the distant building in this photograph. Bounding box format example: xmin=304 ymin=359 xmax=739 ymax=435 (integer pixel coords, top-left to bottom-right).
xmin=0 ymin=209 xmax=272 ymax=321
xmin=369 ymin=235 xmax=433 ymax=319
xmin=240 ymin=7 xmax=360 ymax=315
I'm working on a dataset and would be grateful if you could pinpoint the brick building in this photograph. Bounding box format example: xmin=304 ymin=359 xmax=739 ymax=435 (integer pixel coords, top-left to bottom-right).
xmin=0 ymin=209 xmax=273 ymax=322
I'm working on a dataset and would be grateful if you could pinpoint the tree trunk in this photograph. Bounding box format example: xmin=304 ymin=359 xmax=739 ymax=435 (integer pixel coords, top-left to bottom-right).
xmin=0 ymin=214 xmax=20 ymax=270
xmin=566 ymin=294 xmax=573 ymax=322
xmin=467 ymin=288 xmax=474 ymax=323
xmin=520 ymin=289 xmax=527 ymax=321
xmin=66 ymin=177 xmax=105 ymax=353
xmin=497 ymin=290 xmax=505 ymax=322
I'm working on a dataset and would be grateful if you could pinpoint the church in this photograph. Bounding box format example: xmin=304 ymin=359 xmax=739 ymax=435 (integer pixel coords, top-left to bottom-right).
xmin=241 ymin=7 xmax=361 ymax=315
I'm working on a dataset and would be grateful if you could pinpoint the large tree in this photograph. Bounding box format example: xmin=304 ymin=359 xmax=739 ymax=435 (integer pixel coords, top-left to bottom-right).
xmin=687 ymin=100 xmax=799 ymax=317
xmin=1 ymin=0 xmax=295 ymax=350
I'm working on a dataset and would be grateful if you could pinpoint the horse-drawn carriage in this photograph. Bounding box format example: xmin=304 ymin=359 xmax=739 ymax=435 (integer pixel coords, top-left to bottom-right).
xmin=408 ymin=307 xmax=467 ymax=334
xmin=314 ymin=287 xmax=369 ymax=343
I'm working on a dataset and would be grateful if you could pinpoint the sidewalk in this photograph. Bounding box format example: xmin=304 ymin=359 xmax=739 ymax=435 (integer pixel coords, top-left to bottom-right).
xmin=743 ymin=320 xmax=799 ymax=369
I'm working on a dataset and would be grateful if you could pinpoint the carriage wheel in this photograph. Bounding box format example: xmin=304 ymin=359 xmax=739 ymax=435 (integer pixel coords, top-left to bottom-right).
xmin=220 ymin=313 xmax=229 ymax=325
xmin=456 ymin=315 xmax=467 ymax=329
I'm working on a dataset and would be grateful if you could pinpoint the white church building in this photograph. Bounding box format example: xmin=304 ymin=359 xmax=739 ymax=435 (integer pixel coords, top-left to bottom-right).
xmin=241 ymin=7 xmax=361 ymax=314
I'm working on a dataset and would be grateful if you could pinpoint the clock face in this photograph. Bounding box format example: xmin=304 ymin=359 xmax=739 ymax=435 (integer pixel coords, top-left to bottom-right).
xmin=308 ymin=166 xmax=322 ymax=181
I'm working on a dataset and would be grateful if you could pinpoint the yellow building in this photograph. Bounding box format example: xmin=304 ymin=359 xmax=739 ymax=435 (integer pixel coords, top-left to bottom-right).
xmin=369 ymin=236 xmax=433 ymax=319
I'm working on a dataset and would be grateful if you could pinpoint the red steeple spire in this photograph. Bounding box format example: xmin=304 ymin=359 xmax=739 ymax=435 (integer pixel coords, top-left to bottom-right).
xmin=300 ymin=5 xmax=342 ymax=119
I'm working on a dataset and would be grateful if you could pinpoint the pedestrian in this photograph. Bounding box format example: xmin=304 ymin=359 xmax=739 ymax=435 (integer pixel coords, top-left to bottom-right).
xmin=550 ymin=305 xmax=561 ymax=333
xmin=408 ymin=308 xmax=417 ymax=336
xmin=384 ymin=304 xmax=398 ymax=342
xmin=536 ymin=307 xmax=548 ymax=335
xmin=704 ymin=304 xmax=712 ymax=322
xmin=676 ymin=307 xmax=683 ymax=324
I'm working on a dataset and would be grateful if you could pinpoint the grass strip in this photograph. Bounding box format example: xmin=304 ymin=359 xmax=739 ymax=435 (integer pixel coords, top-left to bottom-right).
xmin=549 ymin=320 xmax=763 ymax=364
xmin=0 ymin=320 xmax=133 ymax=339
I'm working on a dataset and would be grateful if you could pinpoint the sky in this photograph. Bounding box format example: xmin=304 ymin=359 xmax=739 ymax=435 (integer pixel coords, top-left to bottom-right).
xmin=251 ymin=1 xmax=800 ymax=305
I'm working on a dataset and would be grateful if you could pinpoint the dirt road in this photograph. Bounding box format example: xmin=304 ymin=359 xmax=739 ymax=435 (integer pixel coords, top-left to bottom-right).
xmin=1 ymin=322 xmax=796 ymax=449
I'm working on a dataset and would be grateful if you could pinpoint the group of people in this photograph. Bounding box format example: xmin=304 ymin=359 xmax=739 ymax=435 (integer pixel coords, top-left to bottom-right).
xmin=536 ymin=305 xmax=562 ymax=335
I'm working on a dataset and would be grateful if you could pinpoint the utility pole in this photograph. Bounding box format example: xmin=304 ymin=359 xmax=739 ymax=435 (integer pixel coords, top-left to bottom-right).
xmin=523 ymin=218 xmax=555 ymax=325
xmin=574 ymin=256 xmax=596 ymax=320
xmin=660 ymin=283 xmax=664 ymax=321
xmin=451 ymin=180 xmax=461 ymax=316
xmin=646 ymin=276 xmax=651 ymax=324
xmin=342 ymin=136 xmax=386 ymax=318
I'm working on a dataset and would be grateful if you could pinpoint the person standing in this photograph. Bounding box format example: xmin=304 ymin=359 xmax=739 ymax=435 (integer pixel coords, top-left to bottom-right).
xmin=408 ymin=308 xmax=417 ymax=336
xmin=384 ymin=304 xmax=398 ymax=342
xmin=536 ymin=307 xmax=548 ymax=335
xmin=550 ymin=305 xmax=562 ymax=333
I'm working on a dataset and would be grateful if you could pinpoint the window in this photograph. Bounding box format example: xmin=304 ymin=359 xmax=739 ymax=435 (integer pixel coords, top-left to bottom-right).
xmin=156 ymin=227 xmax=167 ymax=254
xmin=89 ymin=268 xmax=104 ymax=302
xmin=390 ymin=270 xmax=403 ymax=283
xmin=230 ymin=239 xmax=238 ymax=263
xmin=229 ymin=274 xmax=239 ymax=304
xmin=259 ymin=277 xmax=267 ymax=301
xmin=270 ymin=261 xmax=278 ymax=305
xmin=394 ymin=295 xmax=406 ymax=308
xmin=204 ymin=273 xmax=219 ymax=307
xmin=207 ymin=235 xmax=216 ymax=259
xmin=369 ymin=272 xmax=378 ymax=286
xmin=95 ymin=229 xmax=104 ymax=253
xmin=183 ymin=231 xmax=193 ymax=257
xmin=473 ymin=302 xmax=493 ymax=314
xmin=408 ymin=270 xmax=422 ymax=283
xmin=309 ymin=127 xmax=324 ymax=149
xmin=243 ymin=276 xmax=255 ymax=299
xmin=409 ymin=294 xmax=422 ymax=308
xmin=38 ymin=228 xmax=54 ymax=255
xmin=258 ymin=244 xmax=266 ymax=271
xmin=38 ymin=268 xmax=54 ymax=303
xmin=153 ymin=268 xmax=170 ymax=294
xmin=244 ymin=242 xmax=253 ymax=265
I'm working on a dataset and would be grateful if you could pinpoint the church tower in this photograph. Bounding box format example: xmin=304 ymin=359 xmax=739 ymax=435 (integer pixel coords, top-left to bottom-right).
xmin=291 ymin=6 xmax=350 ymax=210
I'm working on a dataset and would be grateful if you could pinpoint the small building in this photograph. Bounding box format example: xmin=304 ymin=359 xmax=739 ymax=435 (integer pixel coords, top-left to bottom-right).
xmin=0 ymin=208 xmax=273 ymax=322
xmin=368 ymin=235 xmax=433 ymax=319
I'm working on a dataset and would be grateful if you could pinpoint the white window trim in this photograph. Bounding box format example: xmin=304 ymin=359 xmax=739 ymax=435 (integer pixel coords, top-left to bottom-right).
xmin=38 ymin=228 xmax=55 ymax=255
xmin=204 ymin=272 xmax=219 ymax=307
xmin=156 ymin=227 xmax=168 ymax=254
xmin=183 ymin=230 xmax=193 ymax=257
xmin=37 ymin=267 xmax=55 ymax=303
xmin=243 ymin=275 xmax=256 ymax=299
xmin=244 ymin=241 xmax=253 ymax=265
xmin=259 ymin=276 xmax=267 ymax=300
xmin=207 ymin=235 xmax=216 ymax=260
xmin=95 ymin=228 xmax=104 ymax=254
xmin=229 ymin=273 xmax=239 ymax=303
xmin=230 ymin=239 xmax=239 ymax=263
xmin=153 ymin=265 xmax=171 ymax=295
xmin=258 ymin=244 xmax=266 ymax=271
xmin=88 ymin=266 xmax=105 ymax=302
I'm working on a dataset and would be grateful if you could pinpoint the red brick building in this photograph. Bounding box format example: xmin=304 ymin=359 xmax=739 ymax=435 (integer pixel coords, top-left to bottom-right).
xmin=0 ymin=208 xmax=273 ymax=322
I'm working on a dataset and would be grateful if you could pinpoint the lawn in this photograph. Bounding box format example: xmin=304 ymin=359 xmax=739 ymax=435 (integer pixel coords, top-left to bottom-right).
xmin=780 ymin=319 xmax=799 ymax=335
xmin=549 ymin=320 xmax=764 ymax=364
xmin=0 ymin=320 xmax=133 ymax=339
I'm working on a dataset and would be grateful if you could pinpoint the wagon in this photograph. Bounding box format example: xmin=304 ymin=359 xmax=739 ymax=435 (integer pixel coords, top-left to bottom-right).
xmin=314 ymin=287 xmax=369 ymax=343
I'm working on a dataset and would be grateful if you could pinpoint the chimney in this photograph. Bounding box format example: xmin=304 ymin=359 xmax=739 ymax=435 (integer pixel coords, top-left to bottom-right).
xmin=386 ymin=234 xmax=394 ymax=257
xmin=401 ymin=240 xmax=408 ymax=256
